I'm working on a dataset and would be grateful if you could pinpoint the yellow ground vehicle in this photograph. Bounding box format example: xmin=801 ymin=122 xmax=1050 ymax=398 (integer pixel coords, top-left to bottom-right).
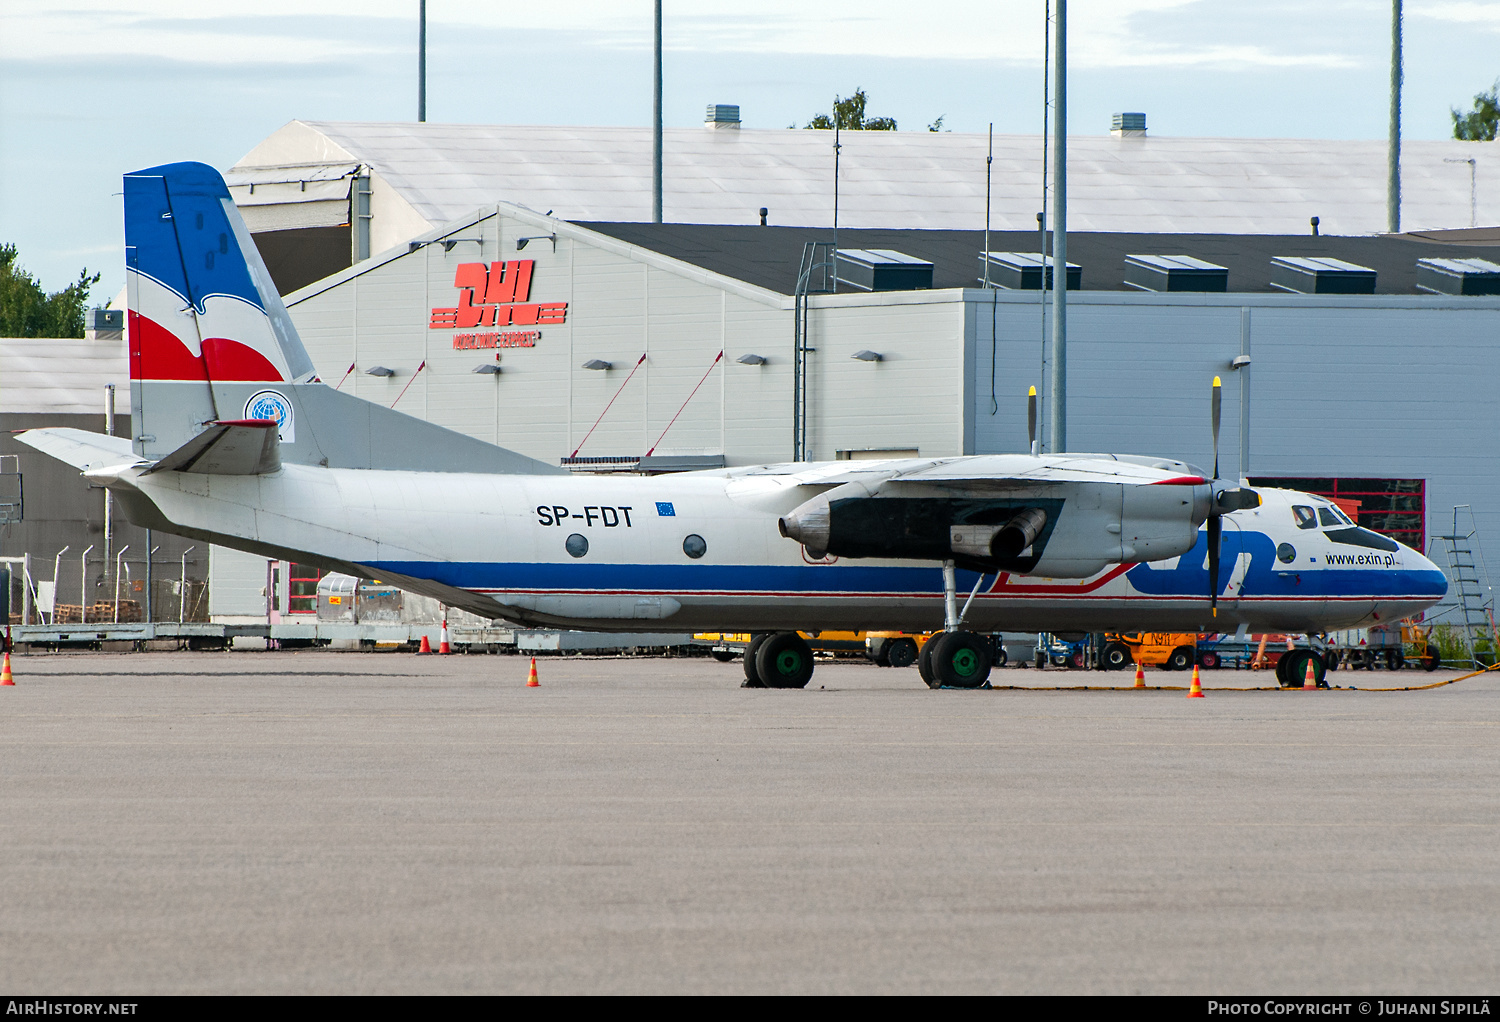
xmin=1102 ymin=632 xmax=1219 ymax=671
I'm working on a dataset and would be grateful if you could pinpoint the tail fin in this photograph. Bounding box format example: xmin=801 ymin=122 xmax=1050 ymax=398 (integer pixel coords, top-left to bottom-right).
xmin=124 ymin=161 xmax=559 ymax=476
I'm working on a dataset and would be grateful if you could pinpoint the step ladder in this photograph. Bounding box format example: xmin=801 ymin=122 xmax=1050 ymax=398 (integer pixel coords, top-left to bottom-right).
xmin=1431 ymin=505 xmax=1498 ymax=668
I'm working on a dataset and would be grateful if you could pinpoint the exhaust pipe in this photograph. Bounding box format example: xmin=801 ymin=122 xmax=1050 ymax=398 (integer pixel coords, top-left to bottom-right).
xmin=992 ymin=508 xmax=1047 ymax=559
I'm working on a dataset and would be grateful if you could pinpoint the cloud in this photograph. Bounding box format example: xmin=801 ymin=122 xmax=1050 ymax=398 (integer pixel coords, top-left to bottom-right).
xmin=0 ymin=0 xmax=1370 ymax=70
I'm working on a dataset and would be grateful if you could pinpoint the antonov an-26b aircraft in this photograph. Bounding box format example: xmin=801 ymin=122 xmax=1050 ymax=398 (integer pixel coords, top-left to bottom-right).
xmin=18 ymin=163 xmax=1448 ymax=689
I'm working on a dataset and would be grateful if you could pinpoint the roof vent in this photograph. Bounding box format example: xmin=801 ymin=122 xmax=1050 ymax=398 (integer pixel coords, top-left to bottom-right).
xmin=980 ymin=251 xmax=1080 ymax=291
xmin=1111 ymin=112 xmax=1146 ymax=138
xmin=1415 ymin=257 xmax=1500 ymax=296
xmin=835 ymin=249 xmax=933 ymax=292
xmin=1124 ymin=254 xmax=1227 ymax=293
xmin=706 ymin=103 xmax=741 ymax=130
xmin=1270 ymin=256 xmax=1376 ymax=295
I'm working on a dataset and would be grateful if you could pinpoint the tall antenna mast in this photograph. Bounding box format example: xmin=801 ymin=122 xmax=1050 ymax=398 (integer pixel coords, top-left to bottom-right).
xmin=652 ymin=0 xmax=663 ymax=224
xmin=417 ymin=0 xmax=426 ymax=122
xmin=1049 ymin=0 xmax=1068 ymax=454
xmin=1039 ymin=0 xmax=1051 ymax=447
xmin=1388 ymin=0 xmax=1402 ymax=233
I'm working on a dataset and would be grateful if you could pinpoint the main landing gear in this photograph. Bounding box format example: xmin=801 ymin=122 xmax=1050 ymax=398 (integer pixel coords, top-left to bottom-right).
xmin=742 ymin=631 xmax=815 ymax=689
xmin=917 ymin=560 xmax=994 ymax=690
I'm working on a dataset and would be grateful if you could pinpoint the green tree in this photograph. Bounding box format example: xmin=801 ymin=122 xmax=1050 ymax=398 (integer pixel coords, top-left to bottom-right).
xmin=0 ymin=243 xmax=100 ymax=338
xmin=1452 ymin=80 xmax=1500 ymax=141
xmin=804 ymin=88 xmax=897 ymax=131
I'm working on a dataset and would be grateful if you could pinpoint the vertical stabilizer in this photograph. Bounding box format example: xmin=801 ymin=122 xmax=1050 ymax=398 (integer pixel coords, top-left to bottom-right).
xmin=125 ymin=161 xmax=315 ymax=461
xmin=122 ymin=161 xmax=563 ymax=476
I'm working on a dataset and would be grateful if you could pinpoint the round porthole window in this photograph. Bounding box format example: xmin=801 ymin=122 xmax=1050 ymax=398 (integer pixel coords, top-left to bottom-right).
xmin=683 ymin=534 xmax=707 ymax=559
xmin=565 ymin=533 xmax=589 ymax=558
xmin=1276 ymin=542 xmax=1296 ymax=564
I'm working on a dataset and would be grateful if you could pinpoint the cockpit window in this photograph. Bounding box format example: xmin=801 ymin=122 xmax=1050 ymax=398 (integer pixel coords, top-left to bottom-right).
xmin=1332 ymin=506 xmax=1354 ymax=526
xmin=1292 ymin=505 xmax=1318 ymax=530
xmin=1318 ymin=507 xmax=1342 ymax=527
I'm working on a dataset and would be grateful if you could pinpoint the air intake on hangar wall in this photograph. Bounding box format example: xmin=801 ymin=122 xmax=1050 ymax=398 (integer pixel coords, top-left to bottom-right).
xmin=1111 ymin=112 xmax=1147 ymax=137
xmin=980 ymin=251 xmax=1081 ymax=291
xmin=1124 ymin=254 xmax=1228 ymax=292
xmin=1270 ymin=256 xmax=1377 ymax=295
xmin=1415 ymin=257 xmax=1500 ymax=296
xmin=835 ymin=249 xmax=933 ymax=291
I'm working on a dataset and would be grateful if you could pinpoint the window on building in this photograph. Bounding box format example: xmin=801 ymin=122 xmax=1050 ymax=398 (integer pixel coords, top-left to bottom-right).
xmin=1250 ymin=478 xmax=1426 ymax=551
xmin=288 ymin=563 xmax=326 ymax=614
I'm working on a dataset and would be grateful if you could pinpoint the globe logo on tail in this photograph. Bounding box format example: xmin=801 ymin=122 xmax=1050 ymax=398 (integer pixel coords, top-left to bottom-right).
xmin=244 ymin=389 xmax=295 ymax=442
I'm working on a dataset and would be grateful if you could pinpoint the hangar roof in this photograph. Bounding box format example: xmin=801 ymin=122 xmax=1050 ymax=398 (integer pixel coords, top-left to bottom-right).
xmin=236 ymin=120 xmax=1500 ymax=238
xmin=578 ymin=222 xmax=1500 ymax=296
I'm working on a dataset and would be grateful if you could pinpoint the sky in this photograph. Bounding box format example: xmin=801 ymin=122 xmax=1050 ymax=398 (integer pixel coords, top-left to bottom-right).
xmin=4 ymin=0 xmax=1500 ymax=300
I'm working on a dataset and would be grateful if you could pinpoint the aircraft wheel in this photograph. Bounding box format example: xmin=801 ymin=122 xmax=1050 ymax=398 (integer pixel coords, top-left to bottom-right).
xmin=918 ymin=634 xmax=940 ymax=688
xmin=929 ymin=631 xmax=993 ymax=689
xmin=1100 ymin=642 xmax=1132 ymax=671
xmin=711 ymin=650 xmax=736 ymax=663
xmin=1274 ymin=653 xmax=1290 ymax=686
xmin=1422 ymin=643 xmax=1440 ymax=672
xmin=886 ymin=638 xmax=919 ymax=669
xmin=1167 ymin=646 xmax=1194 ymax=671
xmin=755 ymin=631 xmax=814 ymax=689
xmin=1280 ymin=649 xmax=1327 ymax=688
xmin=742 ymin=633 xmax=771 ymax=687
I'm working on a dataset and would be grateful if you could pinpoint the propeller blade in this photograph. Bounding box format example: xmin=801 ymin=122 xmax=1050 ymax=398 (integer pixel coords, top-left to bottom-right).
xmin=1211 ymin=375 xmax=1222 ymax=481
xmin=1207 ymin=514 xmax=1222 ymax=616
xmin=1027 ymin=386 xmax=1038 ymax=455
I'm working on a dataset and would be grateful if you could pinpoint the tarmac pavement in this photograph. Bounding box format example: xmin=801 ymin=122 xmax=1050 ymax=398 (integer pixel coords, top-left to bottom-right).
xmin=0 ymin=650 xmax=1495 ymax=994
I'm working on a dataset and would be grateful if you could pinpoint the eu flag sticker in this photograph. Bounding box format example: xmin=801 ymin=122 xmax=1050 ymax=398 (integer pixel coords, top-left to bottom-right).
xmin=656 ymin=502 xmax=676 ymax=517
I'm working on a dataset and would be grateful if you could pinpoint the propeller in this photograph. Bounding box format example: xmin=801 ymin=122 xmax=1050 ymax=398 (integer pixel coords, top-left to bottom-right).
xmin=1027 ymin=386 xmax=1038 ymax=455
xmin=1208 ymin=376 xmax=1223 ymax=617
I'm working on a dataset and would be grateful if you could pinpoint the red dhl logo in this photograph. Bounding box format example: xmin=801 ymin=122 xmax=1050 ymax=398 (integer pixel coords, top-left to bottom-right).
xmin=429 ymin=260 xmax=567 ymax=329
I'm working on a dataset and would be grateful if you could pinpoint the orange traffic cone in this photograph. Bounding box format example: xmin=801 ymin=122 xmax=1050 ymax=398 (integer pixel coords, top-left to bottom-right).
xmin=1187 ymin=664 xmax=1204 ymax=698
xmin=1133 ymin=662 xmax=1146 ymax=689
xmin=0 ymin=651 xmax=12 ymax=686
xmin=439 ymin=618 xmax=452 ymax=655
xmin=417 ymin=634 xmax=432 ymax=655
xmin=526 ymin=657 xmax=539 ymax=687
xmin=1303 ymin=656 xmax=1319 ymax=690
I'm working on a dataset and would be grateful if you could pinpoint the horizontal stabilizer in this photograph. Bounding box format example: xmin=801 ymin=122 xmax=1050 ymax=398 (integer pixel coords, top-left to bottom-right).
xmin=13 ymin=428 xmax=142 ymax=474
xmin=144 ymin=419 xmax=281 ymax=475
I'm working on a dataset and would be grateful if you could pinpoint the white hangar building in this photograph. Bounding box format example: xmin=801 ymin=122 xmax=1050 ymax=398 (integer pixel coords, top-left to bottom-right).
xmin=230 ymin=118 xmax=1500 ymax=294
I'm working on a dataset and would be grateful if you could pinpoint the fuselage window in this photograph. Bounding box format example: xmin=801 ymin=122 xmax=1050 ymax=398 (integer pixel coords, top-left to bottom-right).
xmin=1318 ymin=507 xmax=1342 ymax=527
xmin=1293 ymin=506 xmax=1317 ymax=530
xmin=1277 ymin=543 xmax=1297 ymax=564
xmin=682 ymin=534 xmax=707 ymax=559
xmin=565 ymin=533 xmax=589 ymax=558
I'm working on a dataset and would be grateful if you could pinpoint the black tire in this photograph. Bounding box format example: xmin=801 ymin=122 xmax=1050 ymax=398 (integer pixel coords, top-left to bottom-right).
xmin=1281 ymin=649 xmax=1327 ymax=689
xmin=992 ymin=645 xmax=1008 ymax=668
xmin=755 ymin=631 xmax=814 ymax=689
xmin=929 ymin=631 xmax=993 ymax=689
xmin=918 ymin=634 xmax=940 ymax=688
xmin=742 ymin=632 xmax=771 ymax=687
xmin=1069 ymin=650 xmax=1086 ymax=670
xmin=1198 ymin=650 xmax=1221 ymax=670
xmin=1100 ymin=641 xmax=1132 ymax=671
xmin=1422 ymin=642 xmax=1440 ymax=672
xmin=870 ymin=641 xmax=891 ymax=666
xmin=712 ymin=649 xmax=736 ymax=663
xmin=886 ymin=638 xmax=919 ymax=669
xmin=1385 ymin=649 xmax=1405 ymax=672
xmin=1167 ymin=646 xmax=1194 ymax=671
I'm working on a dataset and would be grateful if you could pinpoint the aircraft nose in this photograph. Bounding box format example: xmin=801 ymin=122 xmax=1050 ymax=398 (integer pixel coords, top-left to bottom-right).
xmin=1409 ymin=547 xmax=1451 ymax=600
